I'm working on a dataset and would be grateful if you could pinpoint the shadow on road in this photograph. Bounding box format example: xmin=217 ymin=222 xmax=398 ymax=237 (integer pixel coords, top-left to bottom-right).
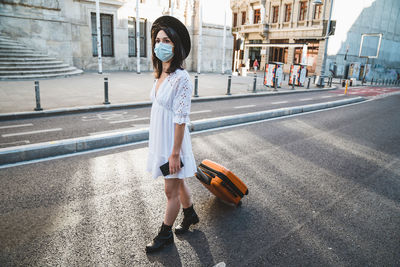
xmin=146 ymin=243 xmax=182 ymax=266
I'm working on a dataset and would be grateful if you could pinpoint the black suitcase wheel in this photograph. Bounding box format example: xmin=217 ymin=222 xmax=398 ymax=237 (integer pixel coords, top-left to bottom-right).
xmin=195 ymin=167 xmax=211 ymax=185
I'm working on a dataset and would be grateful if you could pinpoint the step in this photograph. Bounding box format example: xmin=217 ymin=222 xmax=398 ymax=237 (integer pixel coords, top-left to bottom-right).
xmin=0 ymin=45 xmax=28 ymax=50
xmin=0 ymin=60 xmax=64 ymax=66
xmin=0 ymin=41 xmax=22 ymax=46
xmin=0 ymin=66 xmax=79 ymax=75
xmin=0 ymin=53 xmax=49 ymax=58
xmin=0 ymin=69 xmax=84 ymax=80
xmin=0 ymin=64 xmax=69 ymax=71
xmin=0 ymin=49 xmax=36 ymax=53
xmin=0 ymin=57 xmax=58 ymax=62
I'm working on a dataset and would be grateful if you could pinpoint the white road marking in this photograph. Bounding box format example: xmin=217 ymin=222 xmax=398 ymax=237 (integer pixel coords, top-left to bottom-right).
xmin=2 ymin=128 xmax=62 ymax=138
xmin=191 ymin=110 xmax=212 ymax=114
xmin=299 ymin=98 xmax=313 ymax=101
xmin=109 ymin=117 xmax=149 ymax=124
xmin=0 ymin=123 xmax=33 ymax=130
xmin=271 ymin=101 xmax=288 ymax=104
xmin=89 ymin=126 xmax=148 ymax=135
xmin=234 ymin=105 xmax=256 ymax=109
xmin=320 ymin=95 xmax=336 ymax=98
xmin=0 ymin=140 xmax=30 ymax=146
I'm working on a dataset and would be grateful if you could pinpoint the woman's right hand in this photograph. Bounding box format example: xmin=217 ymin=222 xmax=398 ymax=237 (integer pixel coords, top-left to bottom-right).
xmin=168 ymin=153 xmax=181 ymax=174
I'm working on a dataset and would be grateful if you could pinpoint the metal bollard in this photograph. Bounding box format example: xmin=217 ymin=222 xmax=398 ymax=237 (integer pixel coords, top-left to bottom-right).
xmin=194 ymin=75 xmax=199 ymax=97
xmin=292 ymin=79 xmax=295 ymax=90
xmin=34 ymin=81 xmax=43 ymax=111
xmin=273 ymin=77 xmax=277 ymax=91
xmin=252 ymin=73 xmax=257 ymax=93
xmin=226 ymin=75 xmax=232 ymax=95
xmin=103 ymin=77 xmax=110 ymax=104
xmin=371 ymin=78 xmax=373 ymax=85
xmin=313 ymin=75 xmax=316 ymax=83
xmin=283 ymin=74 xmax=286 ymax=81
xmin=307 ymin=77 xmax=311 ymax=89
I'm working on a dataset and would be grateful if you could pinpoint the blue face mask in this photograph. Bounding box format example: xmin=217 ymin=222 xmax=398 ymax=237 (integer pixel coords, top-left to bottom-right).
xmin=154 ymin=42 xmax=174 ymax=62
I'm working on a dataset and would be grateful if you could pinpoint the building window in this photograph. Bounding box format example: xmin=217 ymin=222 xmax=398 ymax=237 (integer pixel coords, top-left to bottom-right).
xmin=299 ymin=1 xmax=308 ymax=21
xmin=313 ymin=3 xmax=322 ymax=19
xmin=128 ymin=17 xmax=147 ymax=57
xmin=284 ymin=4 xmax=292 ymax=22
xmin=272 ymin=6 xmax=279 ymax=23
xmin=254 ymin=9 xmax=261 ymax=24
xmin=233 ymin=13 xmax=238 ymax=27
xmin=241 ymin=11 xmax=246 ymax=25
xmin=91 ymin=13 xmax=114 ymax=57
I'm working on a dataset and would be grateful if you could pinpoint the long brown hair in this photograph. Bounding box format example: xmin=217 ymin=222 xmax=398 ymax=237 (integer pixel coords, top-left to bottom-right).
xmin=151 ymin=25 xmax=186 ymax=79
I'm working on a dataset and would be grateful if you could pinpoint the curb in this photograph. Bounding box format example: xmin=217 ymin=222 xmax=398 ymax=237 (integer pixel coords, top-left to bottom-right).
xmin=0 ymin=87 xmax=336 ymax=120
xmin=0 ymin=96 xmax=364 ymax=166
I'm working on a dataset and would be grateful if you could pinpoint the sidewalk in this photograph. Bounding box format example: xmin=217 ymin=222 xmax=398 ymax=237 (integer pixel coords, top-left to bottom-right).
xmin=0 ymin=71 xmax=331 ymax=114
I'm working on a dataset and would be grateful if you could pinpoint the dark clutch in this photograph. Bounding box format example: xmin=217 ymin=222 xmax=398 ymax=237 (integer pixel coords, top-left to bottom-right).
xmin=160 ymin=160 xmax=184 ymax=176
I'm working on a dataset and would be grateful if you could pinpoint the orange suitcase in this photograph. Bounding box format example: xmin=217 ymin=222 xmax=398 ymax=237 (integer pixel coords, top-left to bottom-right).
xmin=196 ymin=159 xmax=248 ymax=206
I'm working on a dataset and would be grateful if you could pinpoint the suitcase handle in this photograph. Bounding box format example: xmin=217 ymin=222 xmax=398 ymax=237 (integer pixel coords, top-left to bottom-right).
xmin=195 ymin=167 xmax=211 ymax=185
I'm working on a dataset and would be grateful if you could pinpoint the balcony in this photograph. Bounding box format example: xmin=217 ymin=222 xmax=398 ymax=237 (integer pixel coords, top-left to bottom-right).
xmin=232 ymin=23 xmax=269 ymax=37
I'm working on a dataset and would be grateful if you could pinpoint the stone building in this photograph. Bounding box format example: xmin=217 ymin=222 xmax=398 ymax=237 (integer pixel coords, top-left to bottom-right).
xmin=0 ymin=0 xmax=233 ymax=74
xmin=231 ymin=0 xmax=331 ymax=75
xmin=231 ymin=0 xmax=400 ymax=80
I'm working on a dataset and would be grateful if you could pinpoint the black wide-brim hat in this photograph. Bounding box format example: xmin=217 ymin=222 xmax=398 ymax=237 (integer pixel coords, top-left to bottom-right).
xmin=151 ymin=16 xmax=191 ymax=59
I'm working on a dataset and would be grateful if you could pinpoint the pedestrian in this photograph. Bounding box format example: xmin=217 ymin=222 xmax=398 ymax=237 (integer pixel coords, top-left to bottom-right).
xmin=253 ymin=59 xmax=259 ymax=72
xmin=145 ymin=16 xmax=199 ymax=253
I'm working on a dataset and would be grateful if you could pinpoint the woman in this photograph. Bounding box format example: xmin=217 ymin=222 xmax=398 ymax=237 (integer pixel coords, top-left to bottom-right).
xmin=145 ymin=16 xmax=199 ymax=253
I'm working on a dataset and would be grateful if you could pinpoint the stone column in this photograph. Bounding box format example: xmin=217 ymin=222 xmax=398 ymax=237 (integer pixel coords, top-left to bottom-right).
xmin=286 ymin=38 xmax=295 ymax=73
xmin=315 ymin=39 xmax=326 ymax=75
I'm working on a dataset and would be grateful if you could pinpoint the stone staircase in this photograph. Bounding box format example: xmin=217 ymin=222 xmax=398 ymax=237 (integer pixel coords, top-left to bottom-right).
xmin=0 ymin=35 xmax=83 ymax=80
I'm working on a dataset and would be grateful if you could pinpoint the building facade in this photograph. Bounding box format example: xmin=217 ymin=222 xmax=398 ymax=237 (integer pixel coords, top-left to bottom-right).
xmin=326 ymin=0 xmax=400 ymax=81
xmin=231 ymin=0 xmax=331 ymax=75
xmin=231 ymin=0 xmax=400 ymax=80
xmin=0 ymin=0 xmax=233 ymax=73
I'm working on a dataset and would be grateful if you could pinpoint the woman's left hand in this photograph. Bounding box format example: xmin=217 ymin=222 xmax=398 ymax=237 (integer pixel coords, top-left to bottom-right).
xmin=168 ymin=153 xmax=181 ymax=174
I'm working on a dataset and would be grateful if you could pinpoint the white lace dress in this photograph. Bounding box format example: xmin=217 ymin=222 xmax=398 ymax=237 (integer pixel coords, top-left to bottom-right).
xmin=146 ymin=69 xmax=197 ymax=179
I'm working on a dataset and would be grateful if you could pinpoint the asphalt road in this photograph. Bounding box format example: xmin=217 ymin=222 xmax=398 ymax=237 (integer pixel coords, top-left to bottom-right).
xmin=0 ymin=91 xmax=352 ymax=148
xmin=1 ymin=94 xmax=399 ymax=266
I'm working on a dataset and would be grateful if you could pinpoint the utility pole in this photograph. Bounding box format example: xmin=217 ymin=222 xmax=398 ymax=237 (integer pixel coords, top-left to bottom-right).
xmin=197 ymin=0 xmax=202 ymax=74
xmin=136 ymin=0 xmax=141 ymax=74
xmin=315 ymin=0 xmax=334 ymax=87
xmin=96 ymin=0 xmax=102 ymax=74
xmin=222 ymin=8 xmax=227 ymax=74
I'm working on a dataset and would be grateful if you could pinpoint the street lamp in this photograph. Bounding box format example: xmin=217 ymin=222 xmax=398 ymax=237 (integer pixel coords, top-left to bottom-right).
xmin=314 ymin=0 xmax=334 ymax=87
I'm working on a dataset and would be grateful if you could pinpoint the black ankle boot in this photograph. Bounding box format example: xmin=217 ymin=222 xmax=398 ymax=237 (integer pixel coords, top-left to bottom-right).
xmin=175 ymin=205 xmax=199 ymax=235
xmin=145 ymin=223 xmax=174 ymax=253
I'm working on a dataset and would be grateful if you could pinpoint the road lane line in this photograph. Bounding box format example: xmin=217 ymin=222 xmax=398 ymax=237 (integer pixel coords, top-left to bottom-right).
xmin=191 ymin=110 xmax=212 ymax=114
xmin=109 ymin=117 xmax=149 ymax=124
xmin=0 ymin=140 xmax=30 ymax=147
xmin=320 ymin=95 xmax=336 ymax=98
xmin=0 ymin=123 xmax=33 ymax=130
xmin=2 ymin=128 xmax=62 ymax=138
xmin=271 ymin=101 xmax=288 ymax=105
xmin=89 ymin=127 xmax=149 ymax=135
xmin=234 ymin=105 xmax=256 ymax=109
xmin=299 ymin=98 xmax=313 ymax=101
